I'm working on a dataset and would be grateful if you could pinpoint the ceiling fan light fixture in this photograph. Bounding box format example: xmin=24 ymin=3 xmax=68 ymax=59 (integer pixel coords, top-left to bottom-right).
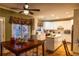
xmin=24 ymin=10 xmax=29 ymax=15
xmin=25 ymin=4 xmax=29 ymax=8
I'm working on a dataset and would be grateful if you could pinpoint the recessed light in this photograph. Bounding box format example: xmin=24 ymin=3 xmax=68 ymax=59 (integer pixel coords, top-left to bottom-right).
xmin=51 ymin=14 xmax=55 ymax=17
xmin=0 ymin=19 xmax=3 ymax=21
xmin=38 ymin=16 xmax=44 ymax=19
xmin=67 ymin=15 xmax=72 ymax=17
xmin=56 ymin=16 xmax=59 ymax=19
xmin=65 ymin=12 xmax=70 ymax=14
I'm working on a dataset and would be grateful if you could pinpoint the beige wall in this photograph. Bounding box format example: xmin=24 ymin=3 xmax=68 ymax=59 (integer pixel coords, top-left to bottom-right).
xmin=32 ymin=16 xmax=38 ymax=35
xmin=73 ymin=9 xmax=79 ymax=53
xmin=0 ymin=8 xmax=33 ymax=41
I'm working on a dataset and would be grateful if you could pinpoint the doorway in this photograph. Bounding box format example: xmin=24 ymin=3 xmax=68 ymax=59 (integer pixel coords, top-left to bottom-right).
xmin=0 ymin=17 xmax=5 ymax=42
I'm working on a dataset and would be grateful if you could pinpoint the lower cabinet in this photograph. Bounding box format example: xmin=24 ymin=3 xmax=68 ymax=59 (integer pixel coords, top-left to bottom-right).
xmin=45 ymin=36 xmax=62 ymax=52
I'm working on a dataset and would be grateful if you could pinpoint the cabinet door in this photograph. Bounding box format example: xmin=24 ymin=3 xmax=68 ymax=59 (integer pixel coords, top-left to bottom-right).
xmin=45 ymin=38 xmax=54 ymax=51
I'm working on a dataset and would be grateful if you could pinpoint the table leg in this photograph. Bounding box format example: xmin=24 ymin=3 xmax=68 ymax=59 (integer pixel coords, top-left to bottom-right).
xmin=16 ymin=53 xmax=20 ymax=56
xmin=1 ymin=42 xmax=2 ymax=56
xmin=42 ymin=42 xmax=44 ymax=56
xmin=36 ymin=47 xmax=38 ymax=56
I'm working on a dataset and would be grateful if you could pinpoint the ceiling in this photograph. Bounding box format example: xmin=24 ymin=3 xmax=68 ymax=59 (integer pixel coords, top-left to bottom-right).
xmin=0 ymin=3 xmax=79 ymax=20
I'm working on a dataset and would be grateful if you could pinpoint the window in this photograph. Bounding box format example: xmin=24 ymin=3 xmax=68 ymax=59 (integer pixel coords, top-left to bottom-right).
xmin=12 ymin=24 xmax=30 ymax=40
xmin=43 ymin=20 xmax=73 ymax=30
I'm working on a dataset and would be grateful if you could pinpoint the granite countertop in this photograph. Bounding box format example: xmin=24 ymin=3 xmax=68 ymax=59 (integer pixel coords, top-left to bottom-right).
xmin=46 ymin=34 xmax=61 ymax=39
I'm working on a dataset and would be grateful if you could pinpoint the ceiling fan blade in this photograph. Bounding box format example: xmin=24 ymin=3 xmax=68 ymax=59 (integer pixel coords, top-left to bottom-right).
xmin=19 ymin=11 xmax=23 ymax=13
xmin=29 ymin=11 xmax=34 ymax=15
xmin=24 ymin=3 xmax=40 ymax=11
xmin=25 ymin=9 xmax=40 ymax=11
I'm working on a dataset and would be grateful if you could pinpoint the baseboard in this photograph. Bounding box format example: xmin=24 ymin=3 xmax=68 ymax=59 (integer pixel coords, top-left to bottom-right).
xmin=73 ymin=52 xmax=79 ymax=55
xmin=67 ymin=42 xmax=71 ymax=44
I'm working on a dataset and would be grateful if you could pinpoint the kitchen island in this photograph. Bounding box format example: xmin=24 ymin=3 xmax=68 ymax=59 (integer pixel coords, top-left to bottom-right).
xmin=45 ymin=34 xmax=63 ymax=52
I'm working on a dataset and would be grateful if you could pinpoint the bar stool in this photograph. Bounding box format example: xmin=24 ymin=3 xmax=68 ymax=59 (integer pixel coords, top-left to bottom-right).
xmin=62 ymin=40 xmax=73 ymax=56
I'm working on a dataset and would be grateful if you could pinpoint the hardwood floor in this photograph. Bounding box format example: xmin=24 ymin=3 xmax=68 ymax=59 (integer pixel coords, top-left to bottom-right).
xmin=1 ymin=43 xmax=79 ymax=56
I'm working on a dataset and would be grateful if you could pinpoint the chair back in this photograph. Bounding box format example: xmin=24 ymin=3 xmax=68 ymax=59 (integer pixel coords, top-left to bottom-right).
xmin=62 ymin=40 xmax=71 ymax=56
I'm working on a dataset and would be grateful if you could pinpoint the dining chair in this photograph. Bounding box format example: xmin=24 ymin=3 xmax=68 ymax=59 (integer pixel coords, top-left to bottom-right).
xmin=0 ymin=42 xmax=13 ymax=56
xmin=62 ymin=40 xmax=73 ymax=56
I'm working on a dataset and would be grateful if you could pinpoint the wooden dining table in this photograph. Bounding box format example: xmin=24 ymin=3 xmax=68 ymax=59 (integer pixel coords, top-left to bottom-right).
xmin=1 ymin=40 xmax=45 ymax=56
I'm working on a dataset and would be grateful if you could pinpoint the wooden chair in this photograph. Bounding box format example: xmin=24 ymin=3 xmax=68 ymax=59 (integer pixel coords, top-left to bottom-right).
xmin=62 ymin=40 xmax=73 ymax=56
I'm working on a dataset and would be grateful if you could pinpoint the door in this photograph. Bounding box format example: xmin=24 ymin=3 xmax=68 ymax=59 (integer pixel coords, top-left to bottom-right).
xmin=0 ymin=17 xmax=5 ymax=42
xmin=0 ymin=17 xmax=5 ymax=51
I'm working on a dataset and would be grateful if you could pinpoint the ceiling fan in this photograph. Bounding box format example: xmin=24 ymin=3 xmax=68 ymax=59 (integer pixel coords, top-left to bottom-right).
xmin=11 ymin=3 xmax=40 ymax=15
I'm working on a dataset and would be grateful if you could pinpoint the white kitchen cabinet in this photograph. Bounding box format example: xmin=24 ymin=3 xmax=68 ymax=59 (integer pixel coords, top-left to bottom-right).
xmin=45 ymin=34 xmax=62 ymax=51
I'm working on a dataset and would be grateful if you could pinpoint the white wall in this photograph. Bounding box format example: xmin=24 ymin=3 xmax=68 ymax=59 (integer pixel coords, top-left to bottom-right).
xmin=43 ymin=20 xmax=73 ymax=30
